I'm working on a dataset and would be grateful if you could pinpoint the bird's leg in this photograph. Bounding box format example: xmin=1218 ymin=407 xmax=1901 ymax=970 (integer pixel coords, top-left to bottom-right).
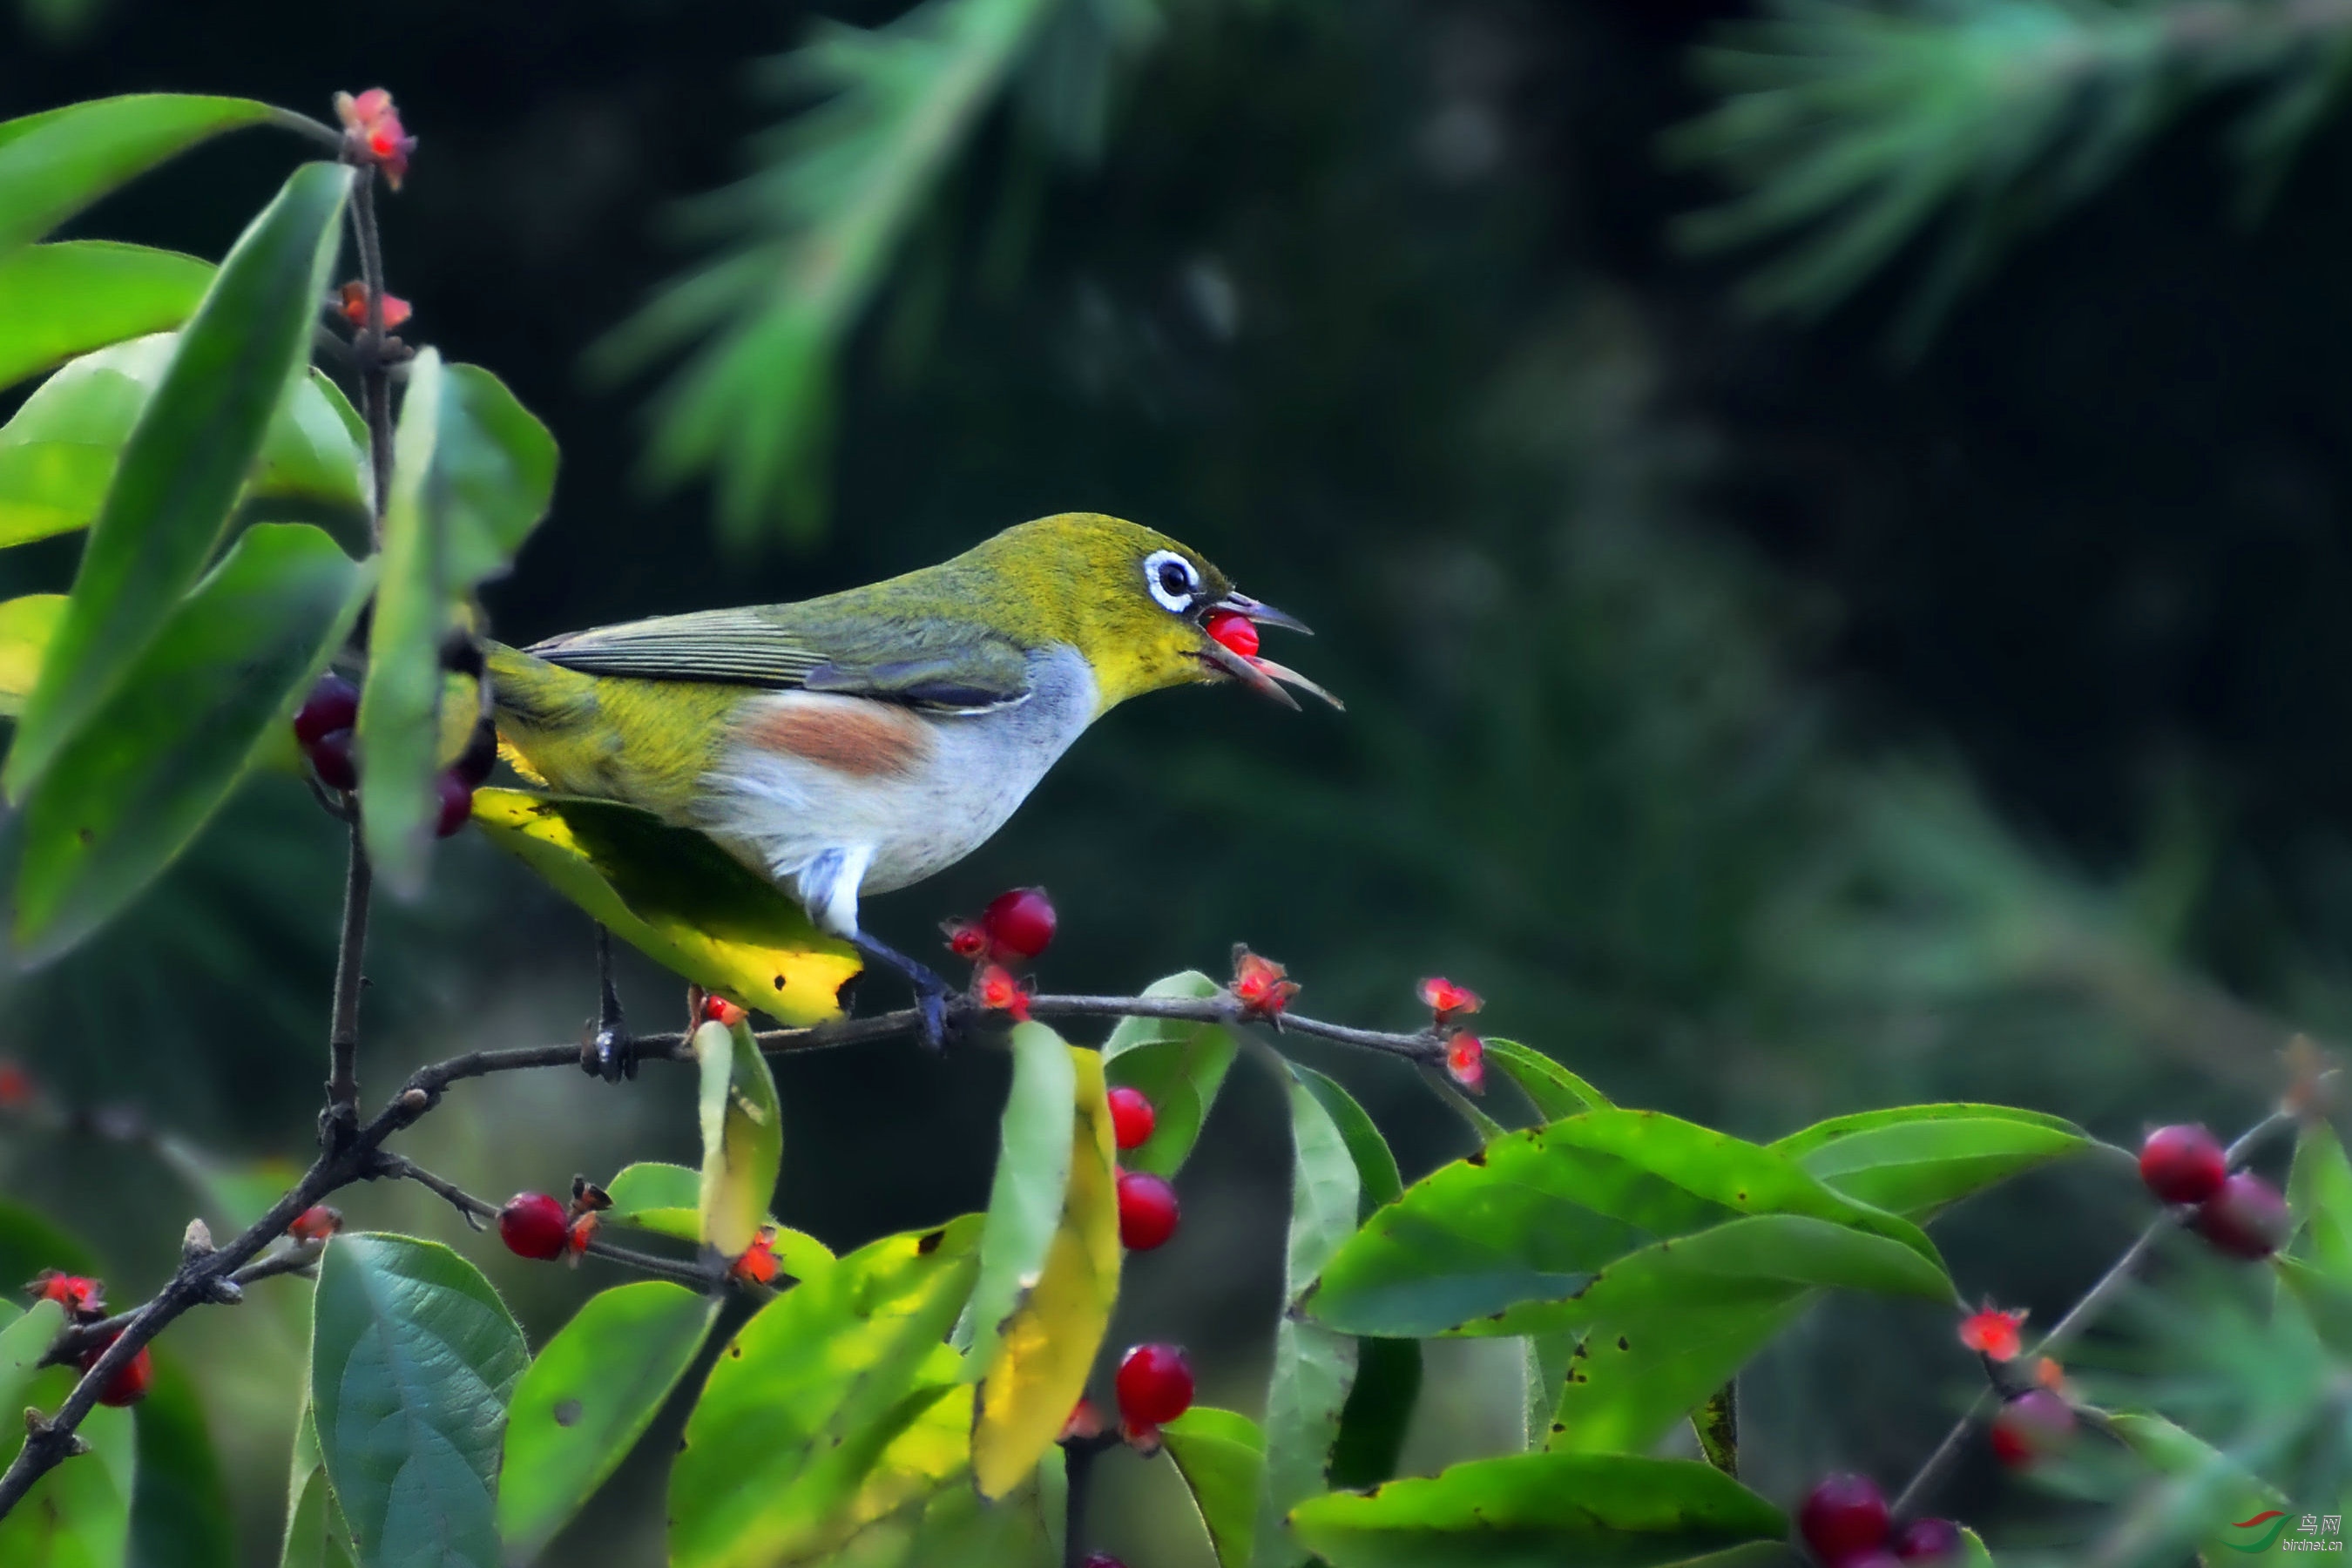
xmin=582 ymin=923 xmax=635 ymax=1082
xmin=850 ymin=932 xmax=959 ymax=1051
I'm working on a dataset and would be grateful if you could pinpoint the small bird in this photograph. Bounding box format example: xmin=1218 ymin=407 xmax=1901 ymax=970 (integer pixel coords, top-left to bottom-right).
xmin=485 ymin=513 xmax=1336 ymax=1039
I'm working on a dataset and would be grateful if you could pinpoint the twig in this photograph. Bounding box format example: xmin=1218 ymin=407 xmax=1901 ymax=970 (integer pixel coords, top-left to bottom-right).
xmin=375 ymin=1155 xmax=722 ymax=1290
xmin=321 ymin=814 xmax=371 ymax=1152
xmin=1059 ymin=1431 xmax=1118 ymax=1568
xmin=46 ymin=1242 xmax=326 ymax=1364
xmin=1890 ymin=1109 xmax=2295 ymax=1517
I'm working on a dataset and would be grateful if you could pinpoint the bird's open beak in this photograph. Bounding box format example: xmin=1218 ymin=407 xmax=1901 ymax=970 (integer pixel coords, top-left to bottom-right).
xmin=1213 ymin=591 xmax=1313 ymax=637
xmin=1200 ymin=591 xmax=1344 ymax=712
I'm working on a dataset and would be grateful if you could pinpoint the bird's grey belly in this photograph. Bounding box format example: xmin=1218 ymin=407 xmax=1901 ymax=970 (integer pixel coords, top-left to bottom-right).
xmin=696 ymin=647 xmax=1098 ymax=915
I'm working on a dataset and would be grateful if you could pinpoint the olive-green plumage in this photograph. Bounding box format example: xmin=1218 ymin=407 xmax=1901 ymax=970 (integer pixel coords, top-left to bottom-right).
xmin=484 ymin=513 xmax=1332 ymax=944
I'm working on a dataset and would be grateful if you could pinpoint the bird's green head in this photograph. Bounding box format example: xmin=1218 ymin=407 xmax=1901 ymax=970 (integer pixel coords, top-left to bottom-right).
xmin=965 ymin=513 xmax=1339 ymax=714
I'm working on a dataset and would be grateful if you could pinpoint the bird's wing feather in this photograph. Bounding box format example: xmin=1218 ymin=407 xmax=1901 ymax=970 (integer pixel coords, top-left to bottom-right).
xmin=525 ymin=607 xmax=1034 ymax=712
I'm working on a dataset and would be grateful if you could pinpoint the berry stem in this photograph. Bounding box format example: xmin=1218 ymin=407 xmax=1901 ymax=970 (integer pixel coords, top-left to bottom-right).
xmin=1890 ymin=1106 xmax=2296 ymax=1517
xmin=377 ymin=1154 xmax=723 ymax=1289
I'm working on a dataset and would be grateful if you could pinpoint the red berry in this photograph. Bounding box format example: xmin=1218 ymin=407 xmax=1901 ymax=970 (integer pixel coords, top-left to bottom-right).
xmin=2193 ymin=1171 xmax=2290 ymax=1260
xmin=1798 ymin=1473 xmax=1889 ymax=1565
xmin=2139 ymin=1124 xmax=2227 ymax=1206
xmin=700 ymin=995 xmax=747 ymax=1027
xmin=308 ymin=728 xmax=358 ymax=791
xmin=433 ymin=772 xmax=473 ymax=838
xmin=0 ymin=1064 xmax=33 ymax=1110
xmin=1114 ymin=1342 xmax=1193 ymax=1428
xmin=293 ymin=673 xmax=359 ymax=747
xmin=1893 ymin=1518 xmax=1963 ymax=1563
xmin=1107 ymin=1087 xmax=1155 ymax=1151
xmin=982 ymin=889 xmax=1057 ymax=960
xmin=1081 ymin=1557 xmax=1126 ymax=1568
xmin=78 ymin=1340 xmax=151 ymax=1407
xmin=498 ymin=1193 xmax=569 ymax=1260
xmin=1204 ymin=610 xmax=1260 ymax=659
xmin=1116 ymin=1172 xmax=1180 ymax=1251
xmin=1990 ymin=1389 xmax=2076 ymax=1469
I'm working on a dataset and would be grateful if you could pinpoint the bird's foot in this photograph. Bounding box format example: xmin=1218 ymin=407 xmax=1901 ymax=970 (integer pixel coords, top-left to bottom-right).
xmin=852 ymin=934 xmax=963 ymax=1052
xmin=580 ymin=924 xmax=637 ymax=1083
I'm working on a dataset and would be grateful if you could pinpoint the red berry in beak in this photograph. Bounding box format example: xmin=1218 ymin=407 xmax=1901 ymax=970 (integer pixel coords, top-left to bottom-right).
xmin=2139 ymin=1124 xmax=2227 ymax=1206
xmin=2193 ymin=1171 xmax=2290 ymax=1260
xmin=1107 ymin=1087 xmax=1155 ymax=1152
xmin=1798 ymin=1472 xmax=1889 ymax=1565
xmin=1204 ymin=610 xmax=1260 ymax=659
xmin=1114 ymin=1342 xmax=1194 ymax=1428
xmin=497 ymin=1193 xmax=569 ymax=1260
xmin=1116 ymin=1171 xmax=1180 ymax=1251
xmin=982 ymin=889 xmax=1057 ymax=960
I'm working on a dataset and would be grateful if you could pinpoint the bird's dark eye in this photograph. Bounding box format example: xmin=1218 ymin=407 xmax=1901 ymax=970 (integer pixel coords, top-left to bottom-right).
xmin=1143 ymin=549 xmax=1199 ymax=612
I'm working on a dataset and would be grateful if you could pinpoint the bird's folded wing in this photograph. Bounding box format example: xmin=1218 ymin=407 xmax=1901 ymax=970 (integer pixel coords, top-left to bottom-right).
xmin=525 ymin=607 xmax=1034 ymax=712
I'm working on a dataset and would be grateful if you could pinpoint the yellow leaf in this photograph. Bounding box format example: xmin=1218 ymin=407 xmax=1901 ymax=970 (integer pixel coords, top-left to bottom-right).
xmin=0 ymin=594 xmax=63 ymax=715
xmin=695 ymin=1017 xmax=785 ymax=1260
xmin=970 ymin=1044 xmax=1121 ymax=1500
xmin=470 ymin=787 xmax=858 ymax=1024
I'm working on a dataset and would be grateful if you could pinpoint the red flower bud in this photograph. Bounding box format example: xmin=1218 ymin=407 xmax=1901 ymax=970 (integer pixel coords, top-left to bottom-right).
xmin=942 ymin=918 xmax=990 ymax=961
xmin=1417 ymin=976 xmax=1484 ymax=1021
xmin=1230 ymin=947 xmax=1299 ymax=1017
xmin=336 ymin=280 xmax=413 ymax=331
xmin=27 ymin=1270 xmax=105 ymax=1322
xmin=287 ymin=1205 xmax=343 ymax=1244
xmin=700 ymin=996 xmax=747 ymax=1028
xmin=1445 ymin=1032 xmax=1485 ymax=1093
xmin=1058 ymin=1397 xmax=1105 ymax=1443
xmin=730 ymin=1227 xmax=780 ymax=1286
xmin=333 ymin=88 xmax=416 ymax=189
xmin=973 ymin=963 xmax=1031 ymax=1021
xmin=1957 ymin=1303 xmax=2027 ymax=1362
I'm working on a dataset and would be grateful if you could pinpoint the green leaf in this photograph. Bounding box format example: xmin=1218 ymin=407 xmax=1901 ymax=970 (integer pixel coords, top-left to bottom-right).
xmin=963 ymin=1020 xmax=1078 ymax=1374
xmin=0 ymin=1202 xmax=99 ymax=1287
xmin=1484 ymin=1039 xmax=1611 ymax=1122
xmin=600 ymin=1161 xmax=832 ymax=1277
xmin=470 ymin=789 xmax=859 ymax=1024
xmin=1102 ymin=971 xmax=1240 ymax=1178
xmin=1771 ymin=1104 xmax=2089 ymax=1221
xmin=0 ymin=597 xmax=62 ymax=718
xmin=693 ymin=1017 xmax=785 ymax=1260
xmin=2289 ymin=1122 xmax=2352 ymax=1282
xmin=1328 ymin=1339 xmax=1421 ymax=1493
xmin=1294 ymin=1066 xmax=1404 ymax=1212
xmin=1957 ymin=1527 xmax=1994 ymax=1568
xmin=0 ymin=95 xmax=279 ymax=260
xmin=13 ymin=524 xmax=367 ymax=958
xmin=309 ymin=1233 xmax=529 ymax=1568
xmin=4 ymin=160 xmax=353 ymax=801
xmin=130 ymin=1352 xmax=234 ymax=1568
xmin=1544 ymin=1297 xmax=1808 ymax=1457
xmin=971 ymin=1039 xmax=1121 ymax=1501
xmin=0 ymin=335 xmax=369 ymax=550
xmin=668 ymin=1218 xmax=984 ymax=1568
xmin=0 ymin=242 xmax=211 ymax=393
xmin=0 ymin=1301 xmax=67 ymax=1420
xmin=2104 ymin=1410 xmax=2287 ymax=1565
xmin=1287 ymin=1453 xmax=1795 ymax=1568
xmin=1163 ymin=1408 xmax=1266 ymax=1568
xmin=358 ymin=353 xmax=558 ymax=896
xmin=1257 ymin=1065 xmax=1366 ymax=1568
xmin=1307 ymin=1110 xmax=1943 ymax=1338
xmin=281 ymin=1381 xmax=356 ymax=1568
xmin=497 ymin=1281 xmax=720 ymax=1564
xmin=0 ymin=1367 xmax=137 ymax=1568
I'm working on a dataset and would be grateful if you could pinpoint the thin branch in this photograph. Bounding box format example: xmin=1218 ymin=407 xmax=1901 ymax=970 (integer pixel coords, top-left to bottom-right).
xmin=1890 ymin=1109 xmax=2296 ymax=1517
xmin=46 ymin=1241 xmax=325 ymax=1364
xmin=321 ymin=813 xmax=371 ymax=1149
xmin=376 ymin=1155 xmax=724 ymax=1290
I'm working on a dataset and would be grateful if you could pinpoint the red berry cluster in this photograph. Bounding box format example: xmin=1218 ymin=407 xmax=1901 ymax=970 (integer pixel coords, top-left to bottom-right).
xmin=1798 ymin=1474 xmax=1962 ymax=1566
xmin=1419 ymin=976 xmax=1486 ymax=1093
xmin=1108 ymin=1086 xmax=1179 ymax=1252
xmin=497 ymin=1189 xmax=598 ymax=1263
xmin=26 ymin=1271 xmax=149 ymax=1406
xmin=946 ymin=889 xmax=1058 ymax=1021
xmin=294 ymin=673 xmax=483 ymax=837
xmin=2139 ymin=1124 xmax=2289 ymax=1260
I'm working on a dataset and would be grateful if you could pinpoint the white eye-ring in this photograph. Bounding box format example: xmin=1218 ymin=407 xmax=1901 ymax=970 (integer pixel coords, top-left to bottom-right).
xmin=1143 ymin=549 xmax=1200 ymax=613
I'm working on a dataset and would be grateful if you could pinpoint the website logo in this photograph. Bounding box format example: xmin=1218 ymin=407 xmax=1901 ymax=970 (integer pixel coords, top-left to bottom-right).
xmin=2226 ymin=1511 xmax=2346 ymax=1554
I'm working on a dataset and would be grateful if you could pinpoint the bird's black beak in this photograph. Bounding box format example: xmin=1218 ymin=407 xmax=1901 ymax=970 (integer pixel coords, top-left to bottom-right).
xmin=1200 ymin=591 xmax=1343 ymax=711
xmin=1213 ymin=591 xmax=1313 ymax=637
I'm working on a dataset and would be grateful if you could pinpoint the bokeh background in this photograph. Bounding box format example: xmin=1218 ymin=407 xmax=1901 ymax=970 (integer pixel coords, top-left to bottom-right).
xmin=3 ymin=0 xmax=2349 ymax=1560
